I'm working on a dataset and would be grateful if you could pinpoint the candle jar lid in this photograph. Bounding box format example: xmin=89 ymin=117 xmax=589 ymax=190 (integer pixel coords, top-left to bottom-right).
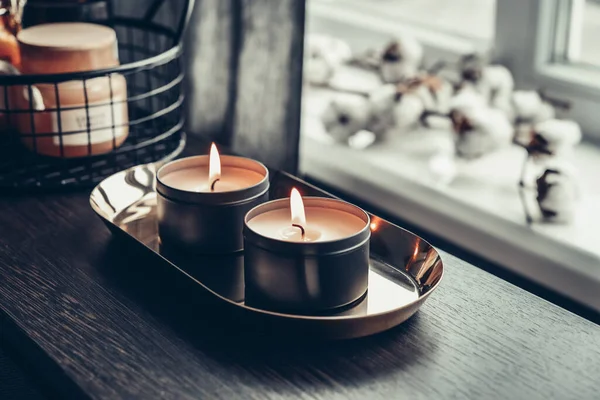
xmin=244 ymin=197 xmax=371 ymax=256
xmin=156 ymin=155 xmax=270 ymax=205
xmin=18 ymin=22 xmax=119 ymax=74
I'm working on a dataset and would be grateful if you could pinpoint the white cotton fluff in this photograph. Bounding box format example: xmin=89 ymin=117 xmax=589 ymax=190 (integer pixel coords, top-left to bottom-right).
xmin=463 ymin=64 xmax=514 ymax=116
xmin=431 ymin=79 xmax=454 ymax=114
xmin=411 ymin=78 xmax=455 ymax=115
xmin=479 ymin=65 xmax=514 ymax=99
xmin=368 ymin=84 xmax=396 ymax=115
xmin=380 ymin=35 xmax=423 ymax=83
xmin=412 ymin=84 xmax=436 ymax=111
xmin=483 ymin=65 xmax=514 ymax=95
xmin=535 ymin=160 xmax=579 ymax=224
xmin=392 ymin=93 xmax=425 ymax=130
xmin=367 ymin=83 xmax=429 ymax=136
xmin=321 ymin=93 xmax=370 ymax=143
xmin=454 ymin=107 xmax=513 ymax=159
xmin=449 ymin=86 xmax=488 ymax=113
xmin=304 ymin=35 xmax=352 ymax=86
xmin=512 ymin=90 xmax=556 ymax=123
xmin=533 ymin=119 xmax=582 ymax=155
xmin=367 ymin=84 xmax=397 ymax=139
xmin=348 ymin=130 xmax=377 ymax=149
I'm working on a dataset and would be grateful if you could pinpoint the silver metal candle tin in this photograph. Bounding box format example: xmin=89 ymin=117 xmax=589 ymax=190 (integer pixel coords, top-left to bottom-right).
xmin=243 ymin=197 xmax=371 ymax=314
xmin=156 ymin=155 xmax=269 ymax=254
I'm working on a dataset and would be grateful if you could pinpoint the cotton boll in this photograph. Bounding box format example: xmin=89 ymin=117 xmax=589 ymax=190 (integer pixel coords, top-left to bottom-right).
xmin=368 ymin=84 xmax=396 ymax=115
xmin=536 ymin=102 xmax=556 ymax=123
xmin=530 ymin=119 xmax=582 ymax=157
xmin=460 ymin=55 xmax=514 ymax=109
xmin=512 ymin=91 xmax=558 ymax=144
xmin=483 ymin=65 xmax=514 ymax=97
xmin=367 ymin=82 xmax=428 ymax=136
xmin=514 ymin=124 xmax=533 ymax=146
xmin=512 ymin=90 xmax=556 ymax=123
xmin=321 ymin=94 xmax=370 ymax=143
xmin=304 ymin=35 xmax=352 ymax=86
xmin=453 ymin=107 xmax=513 ymax=159
xmin=381 ymin=62 xmax=419 ymax=84
xmin=470 ymin=65 xmax=514 ymax=115
xmin=491 ymin=96 xmax=513 ymax=119
xmin=380 ymin=36 xmax=423 ymax=83
xmin=512 ymin=91 xmax=544 ymax=120
xmin=305 ymin=54 xmax=335 ymax=86
xmin=535 ymin=161 xmax=579 ymax=224
xmin=449 ymin=86 xmax=487 ymax=113
xmin=483 ymin=108 xmax=514 ymax=147
xmin=348 ymin=130 xmax=377 ymax=149
xmin=392 ymin=93 xmax=425 ymax=130
xmin=432 ymin=79 xmax=454 ymax=114
xmin=413 ymin=84 xmax=437 ymax=111
xmin=367 ymin=84 xmax=397 ymax=140
xmin=320 ymin=35 xmax=352 ymax=64
xmin=460 ymin=53 xmax=486 ymax=81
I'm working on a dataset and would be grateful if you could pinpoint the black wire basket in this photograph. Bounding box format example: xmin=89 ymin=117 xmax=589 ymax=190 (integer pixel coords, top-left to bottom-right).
xmin=0 ymin=0 xmax=194 ymax=190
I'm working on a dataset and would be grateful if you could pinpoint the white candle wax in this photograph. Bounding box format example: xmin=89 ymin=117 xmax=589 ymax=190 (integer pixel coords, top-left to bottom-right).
xmin=247 ymin=206 xmax=366 ymax=242
xmin=161 ymin=166 xmax=264 ymax=193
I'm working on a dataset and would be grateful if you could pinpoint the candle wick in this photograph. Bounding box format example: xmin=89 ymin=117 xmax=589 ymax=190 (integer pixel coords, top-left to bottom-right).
xmin=292 ymin=223 xmax=305 ymax=238
xmin=210 ymin=178 xmax=220 ymax=192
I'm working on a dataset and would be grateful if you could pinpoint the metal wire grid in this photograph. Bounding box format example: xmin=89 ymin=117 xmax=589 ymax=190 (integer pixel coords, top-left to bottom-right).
xmin=0 ymin=2 xmax=191 ymax=190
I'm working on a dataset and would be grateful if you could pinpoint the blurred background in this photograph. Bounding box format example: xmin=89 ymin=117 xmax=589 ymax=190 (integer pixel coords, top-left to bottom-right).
xmin=300 ymin=0 xmax=600 ymax=317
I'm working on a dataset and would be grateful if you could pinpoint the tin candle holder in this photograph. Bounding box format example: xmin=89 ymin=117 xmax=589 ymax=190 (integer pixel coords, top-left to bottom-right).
xmin=156 ymin=153 xmax=269 ymax=254
xmin=243 ymin=194 xmax=371 ymax=314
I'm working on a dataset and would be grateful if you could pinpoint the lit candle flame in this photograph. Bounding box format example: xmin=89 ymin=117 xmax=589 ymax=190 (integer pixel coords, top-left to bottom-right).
xmin=290 ymin=188 xmax=306 ymax=237
xmin=208 ymin=143 xmax=221 ymax=191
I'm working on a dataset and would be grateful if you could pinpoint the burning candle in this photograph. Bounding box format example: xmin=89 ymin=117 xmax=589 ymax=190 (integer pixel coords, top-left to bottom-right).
xmin=161 ymin=143 xmax=264 ymax=193
xmin=246 ymin=188 xmax=366 ymax=242
xmin=243 ymin=189 xmax=371 ymax=313
xmin=156 ymin=144 xmax=269 ymax=254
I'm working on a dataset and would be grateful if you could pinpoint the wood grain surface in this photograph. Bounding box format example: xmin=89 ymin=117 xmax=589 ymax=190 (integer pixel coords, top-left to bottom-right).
xmin=0 ymin=346 xmax=45 ymax=400
xmin=0 ymin=139 xmax=599 ymax=399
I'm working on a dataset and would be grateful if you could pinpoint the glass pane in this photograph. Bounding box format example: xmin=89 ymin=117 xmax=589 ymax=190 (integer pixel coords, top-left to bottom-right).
xmin=579 ymin=0 xmax=600 ymax=65
xmin=561 ymin=0 xmax=600 ymax=66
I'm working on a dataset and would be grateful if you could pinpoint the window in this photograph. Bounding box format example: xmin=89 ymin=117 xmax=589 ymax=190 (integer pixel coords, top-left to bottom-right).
xmin=555 ymin=0 xmax=600 ymax=66
xmin=302 ymin=0 xmax=600 ymax=311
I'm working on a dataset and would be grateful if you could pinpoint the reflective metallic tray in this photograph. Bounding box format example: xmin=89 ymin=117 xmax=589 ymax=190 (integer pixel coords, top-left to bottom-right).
xmin=90 ymin=164 xmax=443 ymax=340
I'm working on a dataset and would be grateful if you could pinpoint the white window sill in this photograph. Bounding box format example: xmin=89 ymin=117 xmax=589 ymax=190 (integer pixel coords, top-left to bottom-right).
xmin=536 ymin=64 xmax=600 ymax=100
xmin=300 ymin=86 xmax=600 ymax=312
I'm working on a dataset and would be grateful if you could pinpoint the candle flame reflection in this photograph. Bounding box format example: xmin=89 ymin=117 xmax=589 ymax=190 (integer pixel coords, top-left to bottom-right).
xmin=290 ymin=188 xmax=307 ymax=235
xmin=209 ymin=143 xmax=221 ymax=191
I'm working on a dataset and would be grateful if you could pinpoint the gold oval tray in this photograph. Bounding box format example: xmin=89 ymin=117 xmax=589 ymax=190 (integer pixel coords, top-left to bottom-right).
xmin=90 ymin=164 xmax=443 ymax=340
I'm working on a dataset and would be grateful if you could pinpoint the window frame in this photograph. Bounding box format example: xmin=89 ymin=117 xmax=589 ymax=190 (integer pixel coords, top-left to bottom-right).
xmin=496 ymin=0 xmax=600 ymax=140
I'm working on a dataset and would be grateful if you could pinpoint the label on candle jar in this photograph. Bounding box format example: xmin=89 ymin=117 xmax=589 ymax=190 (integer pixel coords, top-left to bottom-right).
xmin=52 ymin=96 xmax=127 ymax=146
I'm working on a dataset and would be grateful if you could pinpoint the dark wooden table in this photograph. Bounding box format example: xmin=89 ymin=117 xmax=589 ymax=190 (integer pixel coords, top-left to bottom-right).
xmin=1 ymin=141 xmax=599 ymax=400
